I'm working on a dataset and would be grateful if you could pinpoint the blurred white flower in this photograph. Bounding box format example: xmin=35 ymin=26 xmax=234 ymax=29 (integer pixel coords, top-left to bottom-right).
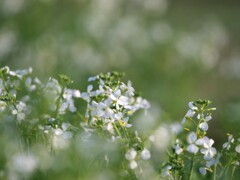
xmin=0 ymin=100 xmax=7 ymax=111
xmin=187 ymin=132 xmax=199 ymax=154
xmin=11 ymin=101 xmax=29 ymax=122
xmin=129 ymin=160 xmax=138 ymax=169
xmin=125 ymin=148 xmax=137 ymax=161
xmin=174 ymin=140 xmax=183 ymax=155
xmin=200 ymin=137 xmax=217 ymax=160
xmin=11 ymin=153 xmax=37 ymax=175
xmin=199 ymin=122 xmax=209 ymax=131
xmin=222 ymin=134 xmax=234 ymax=150
xmin=235 ymin=144 xmax=240 ymax=154
xmin=141 ymin=148 xmax=151 ymax=160
xmin=199 ymin=167 xmax=206 ymax=175
xmin=182 ymin=109 xmax=196 ymax=124
xmin=109 ymin=89 xmax=129 ymax=110
xmin=162 ymin=165 xmax=172 ymax=177
xmin=52 ymin=127 xmax=73 ymax=149
xmin=188 ymin=101 xmax=198 ymax=110
xmin=82 ymin=85 xmax=99 ymax=102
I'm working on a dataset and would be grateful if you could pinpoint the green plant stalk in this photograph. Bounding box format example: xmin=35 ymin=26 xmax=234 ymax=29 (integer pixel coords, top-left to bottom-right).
xmin=54 ymin=86 xmax=65 ymax=119
xmin=231 ymin=165 xmax=236 ymax=180
xmin=113 ymin=122 xmax=122 ymax=139
xmin=213 ymin=163 xmax=217 ymax=180
xmin=188 ymin=154 xmax=195 ymax=180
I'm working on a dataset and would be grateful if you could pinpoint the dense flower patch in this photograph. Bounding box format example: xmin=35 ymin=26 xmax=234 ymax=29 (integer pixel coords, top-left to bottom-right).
xmin=0 ymin=66 xmax=239 ymax=180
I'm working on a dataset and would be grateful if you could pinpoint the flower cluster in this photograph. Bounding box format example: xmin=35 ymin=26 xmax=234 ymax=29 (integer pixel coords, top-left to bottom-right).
xmin=162 ymin=100 xmax=219 ymax=178
xmin=1 ymin=66 xmax=240 ymax=180
xmin=162 ymin=100 xmax=240 ymax=179
xmin=0 ymin=67 xmax=153 ymax=179
xmin=82 ymin=72 xmax=150 ymax=134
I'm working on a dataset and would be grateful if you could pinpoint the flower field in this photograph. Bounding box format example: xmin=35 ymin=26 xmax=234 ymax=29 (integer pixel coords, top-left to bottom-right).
xmin=0 ymin=67 xmax=239 ymax=179
xmin=0 ymin=0 xmax=240 ymax=179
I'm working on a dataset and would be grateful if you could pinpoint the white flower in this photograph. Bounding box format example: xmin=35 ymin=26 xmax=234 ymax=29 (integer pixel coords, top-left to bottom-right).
xmin=8 ymin=67 xmax=32 ymax=79
xmin=205 ymin=115 xmax=212 ymax=121
xmin=88 ymin=75 xmax=99 ymax=82
xmin=222 ymin=134 xmax=234 ymax=150
xmin=11 ymin=101 xmax=28 ymax=122
xmin=25 ymin=77 xmax=36 ymax=91
xmin=82 ymin=85 xmax=99 ymax=102
xmin=174 ymin=140 xmax=183 ymax=155
xmin=199 ymin=167 xmax=207 ymax=175
xmin=104 ymin=123 xmax=114 ymax=133
xmin=90 ymin=101 xmax=105 ymax=117
xmin=59 ymin=89 xmax=81 ymax=114
xmin=200 ymin=137 xmax=217 ymax=160
xmin=162 ymin=165 xmax=172 ymax=177
xmin=89 ymin=101 xmax=114 ymax=120
xmin=45 ymin=78 xmax=61 ymax=94
xmin=199 ymin=122 xmax=208 ymax=131
xmin=11 ymin=153 xmax=37 ymax=174
xmin=141 ymin=148 xmax=151 ymax=160
xmin=0 ymin=100 xmax=7 ymax=111
xmin=129 ymin=160 xmax=138 ymax=169
xmin=125 ymin=148 xmax=137 ymax=161
xmin=120 ymin=81 xmax=135 ymax=97
xmin=52 ymin=126 xmax=73 ymax=149
xmin=182 ymin=109 xmax=196 ymax=124
xmin=188 ymin=101 xmax=198 ymax=110
xmin=114 ymin=112 xmax=132 ymax=127
xmin=125 ymin=148 xmax=138 ymax=169
xmin=187 ymin=132 xmax=199 ymax=154
xmin=235 ymin=144 xmax=240 ymax=153
xmin=109 ymin=89 xmax=129 ymax=109
xmin=206 ymin=153 xmax=221 ymax=168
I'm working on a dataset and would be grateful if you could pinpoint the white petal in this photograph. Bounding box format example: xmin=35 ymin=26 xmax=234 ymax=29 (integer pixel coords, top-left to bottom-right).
xmin=129 ymin=160 xmax=138 ymax=169
xmin=199 ymin=122 xmax=208 ymax=131
xmin=205 ymin=116 xmax=212 ymax=121
xmin=87 ymin=85 xmax=93 ymax=92
xmin=175 ymin=147 xmax=183 ymax=155
xmin=199 ymin=167 xmax=207 ymax=175
xmin=63 ymin=132 xmax=72 ymax=139
xmin=187 ymin=144 xmax=199 ymax=154
xmin=196 ymin=138 xmax=204 ymax=146
xmin=186 ymin=109 xmax=195 ymax=118
xmin=115 ymin=89 xmax=121 ymax=97
xmin=188 ymin=102 xmax=194 ymax=109
xmin=141 ymin=149 xmax=151 ymax=160
xmin=125 ymin=148 xmax=137 ymax=161
xmin=209 ymin=139 xmax=215 ymax=147
xmin=55 ymin=128 xmax=63 ymax=136
xmin=72 ymin=90 xmax=81 ymax=98
xmin=118 ymin=96 xmax=129 ymax=106
xmin=222 ymin=142 xmax=229 ymax=149
xmin=235 ymin=144 xmax=240 ymax=153
xmin=187 ymin=132 xmax=197 ymax=143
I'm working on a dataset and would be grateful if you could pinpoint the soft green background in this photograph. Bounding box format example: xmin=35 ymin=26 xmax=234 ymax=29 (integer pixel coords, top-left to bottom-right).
xmin=1 ymin=0 xmax=240 ymax=146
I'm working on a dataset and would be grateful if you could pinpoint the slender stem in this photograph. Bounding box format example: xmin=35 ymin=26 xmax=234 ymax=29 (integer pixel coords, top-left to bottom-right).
xmin=113 ymin=123 xmax=122 ymax=139
xmin=188 ymin=154 xmax=195 ymax=180
xmin=213 ymin=164 xmax=217 ymax=180
xmin=54 ymin=86 xmax=65 ymax=118
xmin=231 ymin=165 xmax=236 ymax=180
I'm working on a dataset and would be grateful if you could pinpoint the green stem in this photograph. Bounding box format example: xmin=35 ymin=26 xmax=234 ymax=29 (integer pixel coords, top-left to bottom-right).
xmin=231 ymin=165 xmax=236 ymax=180
xmin=54 ymin=86 xmax=65 ymax=118
xmin=188 ymin=154 xmax=195 ymax=180
xmin=213 ymin=164 xmax=217 ymax=180
xmin=113 ymin=123 xmax=122 ymax=139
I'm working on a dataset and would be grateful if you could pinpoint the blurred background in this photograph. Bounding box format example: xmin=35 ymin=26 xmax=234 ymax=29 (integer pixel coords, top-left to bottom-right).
xmin=0 ymin=0 xmax=240 ymax=146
